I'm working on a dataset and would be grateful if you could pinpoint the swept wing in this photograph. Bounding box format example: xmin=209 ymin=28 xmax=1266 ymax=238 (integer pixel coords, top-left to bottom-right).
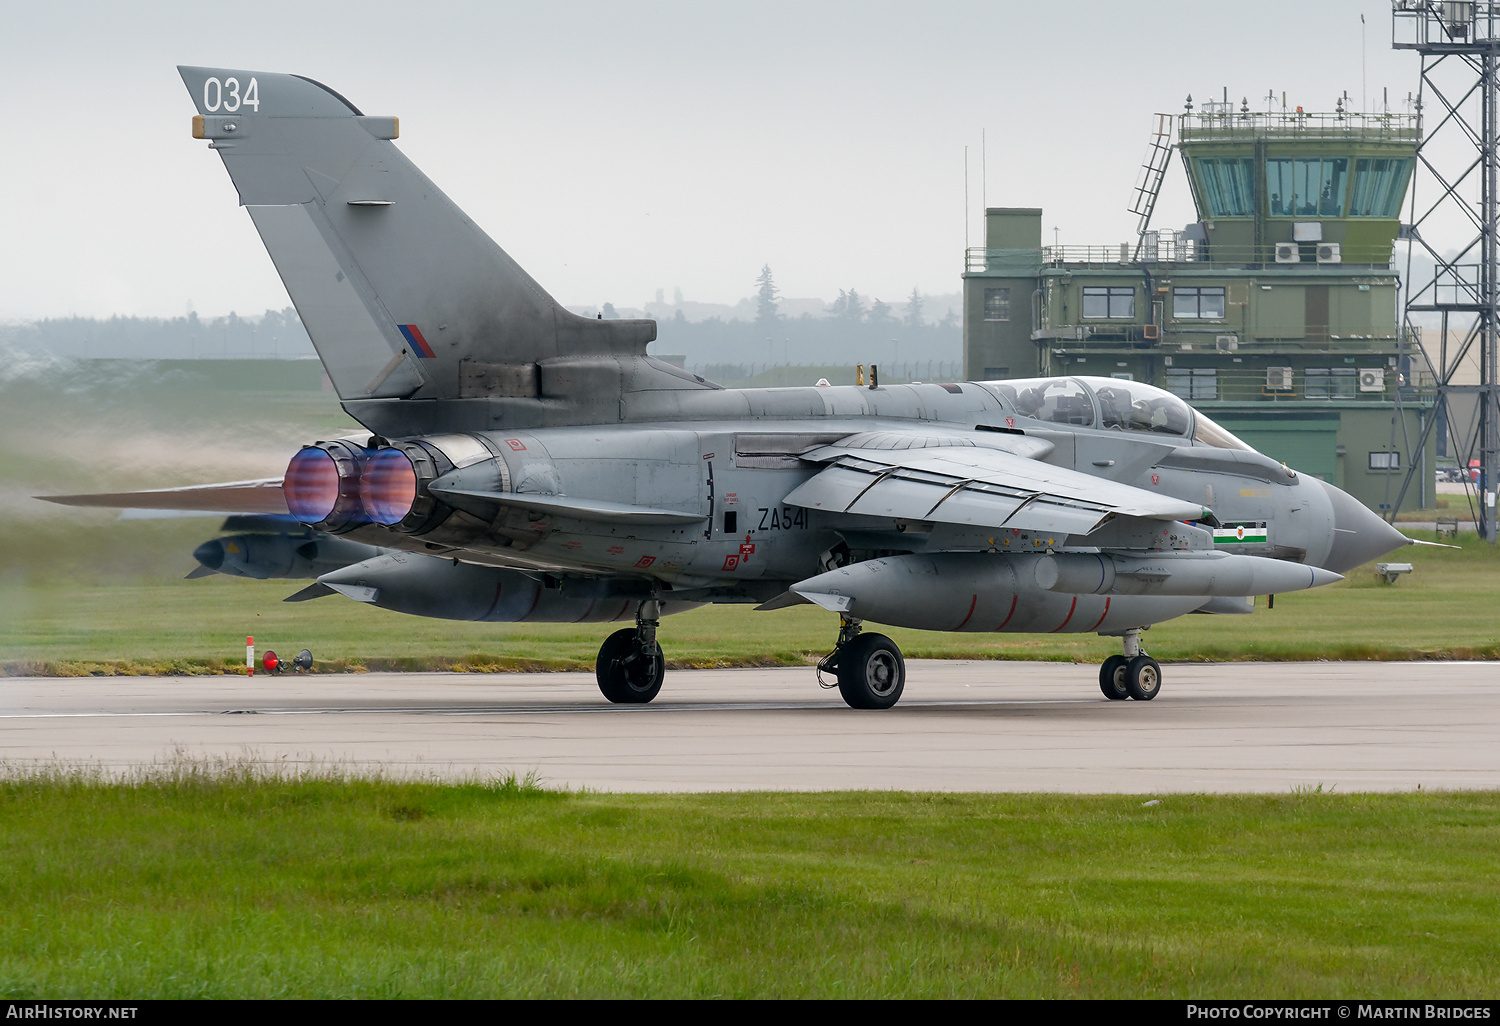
xmin=786 ymin=438 xmax=1207 ymax=536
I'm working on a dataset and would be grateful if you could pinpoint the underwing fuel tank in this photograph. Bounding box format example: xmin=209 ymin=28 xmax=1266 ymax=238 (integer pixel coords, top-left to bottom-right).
xmin=318 ymin=552 xmax=700 ymax=623
xmin=1032 ymin=551 xmax=1342 ymax=596
xmin=789 ymin=551 xmax=1339 ymax=634
xmin=191 ymin=532 xmax=385 ymax=580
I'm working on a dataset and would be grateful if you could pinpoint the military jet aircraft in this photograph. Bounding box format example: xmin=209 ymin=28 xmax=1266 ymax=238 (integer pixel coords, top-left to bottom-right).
xmin=43 ymin=66 xmax=1412 ymax=709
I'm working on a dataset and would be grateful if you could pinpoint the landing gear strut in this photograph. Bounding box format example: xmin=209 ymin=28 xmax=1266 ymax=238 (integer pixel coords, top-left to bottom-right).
xmin=818 ymin=616 xmax=906 ymax=710
xmin=1099 ymin=628 xmax=1160 ymax=701
xmin=596 ymin=600 xmax=665 ymax=704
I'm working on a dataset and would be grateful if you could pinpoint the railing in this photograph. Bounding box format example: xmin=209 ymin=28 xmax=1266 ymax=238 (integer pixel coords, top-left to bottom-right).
xmin=1035 ymin=325 xmax=1404 ymax=348
xmin=965 ymin=239 xmax=1397 ymax=272
xmin=1149 ymin=367 xmax=1436 ymax=405
xmin=1178 ymin=110 xmax=1418 ymax=142
xmin=1393 ymin=0 xmax=1500 ymax=49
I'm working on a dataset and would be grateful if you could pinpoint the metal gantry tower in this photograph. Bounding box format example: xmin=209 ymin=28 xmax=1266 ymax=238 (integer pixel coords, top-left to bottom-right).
xmin=1393 ymin=0 xmax=1500 ymax=541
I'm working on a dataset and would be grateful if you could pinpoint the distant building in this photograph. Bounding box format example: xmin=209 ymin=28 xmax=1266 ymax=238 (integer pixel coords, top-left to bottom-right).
xmin=963 ymin=104 xmax=1435 ymax=516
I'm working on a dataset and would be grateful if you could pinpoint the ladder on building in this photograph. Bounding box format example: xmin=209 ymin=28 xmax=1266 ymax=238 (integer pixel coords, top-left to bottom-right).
xmin=1129 ymin=113 xmax=1174 ymax=259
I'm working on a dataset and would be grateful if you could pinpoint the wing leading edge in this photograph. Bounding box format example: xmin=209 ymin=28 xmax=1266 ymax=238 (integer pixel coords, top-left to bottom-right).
xmin=785 ymin=443 xmax=1207 ymax=536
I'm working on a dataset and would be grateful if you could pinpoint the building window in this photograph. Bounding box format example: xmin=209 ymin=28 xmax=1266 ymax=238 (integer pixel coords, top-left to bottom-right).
xmin=1369 ymin=451 xmax=1401 ymax=470
xmin=1349 ymin=158 xmax=1414 ymax=218
xmin=1266 ymin=157 xmax=1350 ymax=217
xmin=983 ymin=288 xmax=1010 ymax=321
xmin=1173 ymin=286 xmax=1227 ymax=320
xmin=1306 ymin=367 xmax=1357 ymax=399
xmin=1193 ymin=157 xmax=1255 ymax=217
xmin=1165 ymin=367 xmax=1218 ymax=401
xmin=1082 ymin=286 xmax=1135 ymax=319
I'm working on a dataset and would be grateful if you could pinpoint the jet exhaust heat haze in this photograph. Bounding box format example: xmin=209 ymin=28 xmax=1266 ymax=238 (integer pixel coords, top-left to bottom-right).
xmin=43 ymin=67 xmax=1411 ymax=709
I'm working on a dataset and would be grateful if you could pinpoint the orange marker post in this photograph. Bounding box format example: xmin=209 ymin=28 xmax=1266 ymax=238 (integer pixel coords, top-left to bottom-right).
xmin=247 ymin=636 xmax=254 ymax=677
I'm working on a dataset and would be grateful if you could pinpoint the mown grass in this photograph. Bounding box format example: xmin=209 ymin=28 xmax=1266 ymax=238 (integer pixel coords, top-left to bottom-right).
xmin=0 ymin=768 xmax=1495 ymax=998
xmin=2 ymin=524 xmax=1498 ymax=675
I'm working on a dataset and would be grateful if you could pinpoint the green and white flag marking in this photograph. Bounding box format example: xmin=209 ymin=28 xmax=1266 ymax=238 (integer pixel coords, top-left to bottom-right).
xmin=1213 ymin=522 xmax=1269 ymax=545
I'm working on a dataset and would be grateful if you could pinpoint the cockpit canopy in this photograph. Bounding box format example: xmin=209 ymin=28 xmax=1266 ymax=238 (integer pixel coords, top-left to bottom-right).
xmin=978 ymin=376 xmax=1253 ymax=451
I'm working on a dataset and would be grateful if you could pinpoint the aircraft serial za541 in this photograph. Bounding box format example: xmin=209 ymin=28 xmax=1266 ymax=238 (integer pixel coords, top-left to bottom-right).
xmin=47 ymin=67 xmax=1413 ymax=709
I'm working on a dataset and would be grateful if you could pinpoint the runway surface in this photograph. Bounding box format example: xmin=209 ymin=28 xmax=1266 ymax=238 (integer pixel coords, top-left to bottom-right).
xmin=1 ymin=661 xmax=1496 ymax=792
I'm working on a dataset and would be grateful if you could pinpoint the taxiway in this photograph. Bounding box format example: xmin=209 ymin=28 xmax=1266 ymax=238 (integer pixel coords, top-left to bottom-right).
xmin=1 ymin=661 xmax=1495 ymax=792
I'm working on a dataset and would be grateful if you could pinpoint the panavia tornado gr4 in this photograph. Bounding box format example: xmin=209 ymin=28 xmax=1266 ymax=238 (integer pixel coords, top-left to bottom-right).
xmin=45 ymin=67 xmax=1413 ymax=709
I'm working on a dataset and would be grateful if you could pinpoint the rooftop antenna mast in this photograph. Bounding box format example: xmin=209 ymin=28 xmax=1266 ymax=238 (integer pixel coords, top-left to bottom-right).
xmin=1391 ymin=0 xmax=1500 ymax=542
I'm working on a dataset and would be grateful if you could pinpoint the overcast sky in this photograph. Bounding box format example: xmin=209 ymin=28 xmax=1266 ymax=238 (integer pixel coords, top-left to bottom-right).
xmin=0 ymin=0 xmax=1414 ymax=320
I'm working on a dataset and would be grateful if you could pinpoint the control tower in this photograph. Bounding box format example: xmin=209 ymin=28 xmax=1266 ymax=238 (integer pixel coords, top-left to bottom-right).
xmin=963 ymin=100 xmax=1434 ymax=516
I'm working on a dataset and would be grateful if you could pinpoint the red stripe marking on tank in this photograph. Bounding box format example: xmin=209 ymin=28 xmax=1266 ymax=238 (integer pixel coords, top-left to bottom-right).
xmin=482 ymin=581 xmax=505 ymax=621
xmin=1084 ymin=596 xmax=1112 ymax=633
xmin=521 ymin=585 xmax=541 ymax=621
xmin=993 ymin=594 xmax=1019 ymax=631
xmin=1050 ymin=596 xmax=1079 ymax=633
xmin=575 ymin=598 xmax=598 ymax=623
xmin=955 ymin=593 xmax=978 ymax=630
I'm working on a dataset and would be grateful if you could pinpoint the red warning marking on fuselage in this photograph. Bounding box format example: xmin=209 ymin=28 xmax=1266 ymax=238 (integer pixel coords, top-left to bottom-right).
xmin=1084 ymin=596 xmax=1111 ymax=633
xmin=955 ymin=594 xmax=978 ymax=630
xmin=1050 ymin=596 xmax=1079 ymax=633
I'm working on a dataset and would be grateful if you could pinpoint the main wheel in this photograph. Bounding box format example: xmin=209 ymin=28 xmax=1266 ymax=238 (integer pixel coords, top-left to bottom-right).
xmin=596 ymin=628 xmax=665 ymax=704
xmin=1099 ymin=655 xmax=1129 ymax=700
xmin=836 ymin=633 xmax=905 ymax=710
xmin=1123 ymin=654 xmax=1162 ymax=701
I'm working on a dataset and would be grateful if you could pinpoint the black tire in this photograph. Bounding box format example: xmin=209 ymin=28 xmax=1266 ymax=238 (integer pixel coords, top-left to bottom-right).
xmin=1124 ymin=655 xmax=1162 ymax=701
xmin=596 ymin=628 xmax=665 ymax=704
xmin=836 ymin=633 xmax=905 ymax=710
xmin=1099 ymin=655 xmax=1129 ymax=700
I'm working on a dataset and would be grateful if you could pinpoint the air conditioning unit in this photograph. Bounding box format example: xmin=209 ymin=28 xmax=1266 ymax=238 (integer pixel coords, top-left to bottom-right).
xmin=1359 ymin=368 xmax=1386 ymax=392
xmin=1316 ymin=242 xmax=1342 ymax=264
xmin=1267 ymin=367 xmax=1294 ymax=390
xmin=1215 ymin=334 xmax=1239 ymax=352
xmin=1274 ymin=242 xmax=1300 ymax=263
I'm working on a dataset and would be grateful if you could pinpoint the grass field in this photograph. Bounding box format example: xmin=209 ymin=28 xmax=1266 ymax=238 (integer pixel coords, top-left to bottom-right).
xmin=2 ymin=523 xmax=1497 ymax=675
xmin=0 ymin=768 xmax=1495 ymax=999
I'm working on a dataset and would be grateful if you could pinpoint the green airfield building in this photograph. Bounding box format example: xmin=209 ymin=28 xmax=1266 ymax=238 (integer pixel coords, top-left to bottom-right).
xmin=963 ymin=104 xmax=1434 ymax=516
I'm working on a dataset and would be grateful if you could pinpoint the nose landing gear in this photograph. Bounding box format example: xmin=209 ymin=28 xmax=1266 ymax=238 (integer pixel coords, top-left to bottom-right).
xmin=596 ymin=600 xmax=665 ymax=704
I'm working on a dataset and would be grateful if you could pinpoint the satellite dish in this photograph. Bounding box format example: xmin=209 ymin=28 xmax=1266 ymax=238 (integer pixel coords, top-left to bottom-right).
xmin=292 ymin=649 xmax=314 ymax=672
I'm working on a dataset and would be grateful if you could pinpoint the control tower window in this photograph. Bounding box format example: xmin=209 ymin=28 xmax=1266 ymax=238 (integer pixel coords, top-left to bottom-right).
xmin=1165 ymin=367 xmax=1218 ymax=401
xmin=1193 ymin=158 xmax=1255 ymax=217
xmin=1266 ymin=157 xmax=1349 ymax=217
xmin=1173 ymin=287 xmax=1226 ymax=320
xmin=1082 ymin=286 xmax=1135 ymax=319
xmin=1306 ymin=367 xmax=1358 ymax=399
xmin=1349 ymin=158 xmax=1414 ymax=218
xmin=983 ymin=287 xmax=1010 ymax=321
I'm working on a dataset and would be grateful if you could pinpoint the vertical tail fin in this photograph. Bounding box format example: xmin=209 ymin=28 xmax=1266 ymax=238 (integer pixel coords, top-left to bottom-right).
xmin=179 ymin=66 xmax=654 ymax=402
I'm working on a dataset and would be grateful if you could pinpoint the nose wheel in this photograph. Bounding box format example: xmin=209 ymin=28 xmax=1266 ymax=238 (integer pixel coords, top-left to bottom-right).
xmin=596 ymin=601 xmax=665 ymax=704
xmin=1099 ymin=629 xmax=1160 ymax=701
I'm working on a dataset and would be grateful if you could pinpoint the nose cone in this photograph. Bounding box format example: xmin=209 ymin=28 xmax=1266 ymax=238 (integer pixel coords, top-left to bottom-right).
xmin=1316 ymin=480 xmax=1411 ymax=574
xmin=192 ymin=540 xmax=225 ymax=571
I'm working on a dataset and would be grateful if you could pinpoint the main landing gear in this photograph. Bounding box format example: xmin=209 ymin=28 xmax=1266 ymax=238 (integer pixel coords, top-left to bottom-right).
xmin=596 ymin=600 xmax=665 ymax=704
xmin=1098 ymin=627 xmax=1161 ymax=701
xmin=818 ymin=616 xmax=906 ymax=709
